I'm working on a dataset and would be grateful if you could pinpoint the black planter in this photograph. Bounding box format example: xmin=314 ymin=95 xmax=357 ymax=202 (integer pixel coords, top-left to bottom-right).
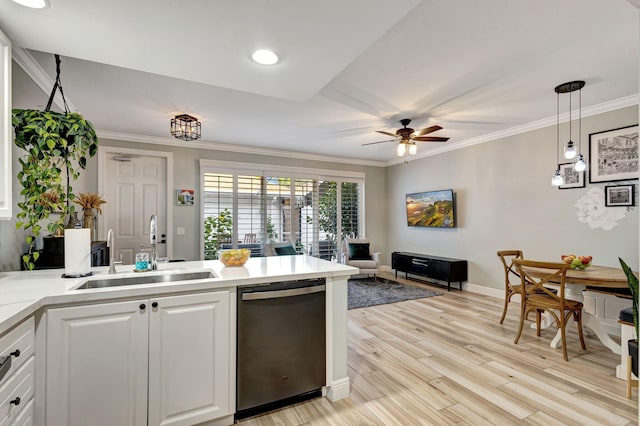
xmin=629 ymin=339 xmax=638 ymax=377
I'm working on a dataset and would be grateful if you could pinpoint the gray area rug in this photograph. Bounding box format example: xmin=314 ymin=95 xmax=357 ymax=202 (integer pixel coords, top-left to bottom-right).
xmin=348 ymin=277 xmax=442 ymax=309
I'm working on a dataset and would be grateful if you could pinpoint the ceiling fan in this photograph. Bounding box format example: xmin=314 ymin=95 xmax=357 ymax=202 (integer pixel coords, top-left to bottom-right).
xmin=362 ymin=118 xmax=449 ymax=156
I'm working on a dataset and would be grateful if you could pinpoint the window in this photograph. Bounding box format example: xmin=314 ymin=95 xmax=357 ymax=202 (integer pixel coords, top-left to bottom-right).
xmin=200 ymin=161 xmax=364 ymax=261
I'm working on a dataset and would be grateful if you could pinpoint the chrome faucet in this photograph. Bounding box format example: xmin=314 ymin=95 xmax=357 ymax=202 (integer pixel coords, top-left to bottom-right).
xmin=106 ymin=228 xmax=122 ymax=274
xmin=149 ymin=215 xmax=158 ymax=270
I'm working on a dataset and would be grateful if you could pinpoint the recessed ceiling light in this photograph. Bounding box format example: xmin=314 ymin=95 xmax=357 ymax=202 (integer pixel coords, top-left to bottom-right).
xmin=12 ymin=0 xmax=49 ymax=8
xmin=252 ymin=49 xmax=279 ymax=65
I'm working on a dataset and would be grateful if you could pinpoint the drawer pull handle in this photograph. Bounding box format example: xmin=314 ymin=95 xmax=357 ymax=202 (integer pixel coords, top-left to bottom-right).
xmin=10 ymin=349 xmax=20 ymax=358
xmin=10 ymin=397 xmax=20 ymax=406
xmin=139 ymin=304 xmax=146 ymax=311
xmin=152 ymin=302 xmax=158 ymax=308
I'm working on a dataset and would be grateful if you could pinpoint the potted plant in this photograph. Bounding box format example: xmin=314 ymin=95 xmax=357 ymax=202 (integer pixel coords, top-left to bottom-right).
xmin=620 ymin=257 xmax=639 ymax=384
xmin=12 ymin=54 xmax=98 ymax=270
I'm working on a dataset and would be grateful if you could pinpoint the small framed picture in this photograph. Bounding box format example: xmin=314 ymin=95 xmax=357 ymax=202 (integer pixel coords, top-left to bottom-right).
xmin=589 ymin=125 xmax=639 ymax=183
xmin=558 ymin=163 xmax=585 ymax=189
xmin=604 ymin=184 xmax=635 ymax=207
xmin=176 ymin=189 xmax=195 ymax=205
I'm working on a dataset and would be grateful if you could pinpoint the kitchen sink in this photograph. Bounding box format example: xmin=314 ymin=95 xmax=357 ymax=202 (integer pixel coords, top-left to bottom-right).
xmin=75 ymin=271 xmax=216 ymax=290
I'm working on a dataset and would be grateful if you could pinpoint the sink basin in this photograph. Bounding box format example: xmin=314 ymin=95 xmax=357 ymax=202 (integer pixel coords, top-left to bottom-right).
xmin=75 ymin=271 xmax=216 ymax=290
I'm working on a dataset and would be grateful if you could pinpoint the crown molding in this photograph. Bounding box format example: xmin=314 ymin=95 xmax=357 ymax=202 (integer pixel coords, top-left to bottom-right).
xmin=12 ymin=47 xmax=78 ymax=112
xmin=384 ymin=94 xmax=639 ymax=166
xmin=96 ymin=130 xmax=387 ymax=168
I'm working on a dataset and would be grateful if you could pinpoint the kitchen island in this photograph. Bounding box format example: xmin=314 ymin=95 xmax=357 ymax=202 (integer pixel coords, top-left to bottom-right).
xmin=0 ymin=255 xmax=357 ymax=426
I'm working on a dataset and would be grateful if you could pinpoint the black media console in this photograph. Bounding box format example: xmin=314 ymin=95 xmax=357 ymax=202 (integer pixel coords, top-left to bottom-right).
xmin=391 ymin=252 xmax=467 ymax=291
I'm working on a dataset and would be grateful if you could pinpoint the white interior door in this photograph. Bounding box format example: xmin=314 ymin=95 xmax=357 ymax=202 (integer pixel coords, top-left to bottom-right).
xmin=103 ymin=154 xmax=168 ymax=265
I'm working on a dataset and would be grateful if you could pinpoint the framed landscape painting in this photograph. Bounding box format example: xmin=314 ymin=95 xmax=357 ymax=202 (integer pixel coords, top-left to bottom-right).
xmin=558 ymin=163 xmax=585 ymax=189
xmin=589 ymin=125 xmax=639 ymax=183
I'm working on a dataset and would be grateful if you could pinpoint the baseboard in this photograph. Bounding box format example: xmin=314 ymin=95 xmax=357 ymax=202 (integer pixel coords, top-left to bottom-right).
xmin=463 ymin=282 xmax=503 ymax=299
xmin=326 ymin=377 xmax=350 ymax=401
xmin=380 ymin=264 xmax=392 ymax=273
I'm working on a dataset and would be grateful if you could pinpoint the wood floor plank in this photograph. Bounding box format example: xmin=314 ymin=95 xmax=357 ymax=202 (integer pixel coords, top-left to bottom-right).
xmin=239 ymin=271 xmax=638 ymax=425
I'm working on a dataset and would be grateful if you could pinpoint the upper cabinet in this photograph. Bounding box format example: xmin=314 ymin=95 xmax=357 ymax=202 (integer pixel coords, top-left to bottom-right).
xmin=0 ymin=27 xmax=11 ymax=220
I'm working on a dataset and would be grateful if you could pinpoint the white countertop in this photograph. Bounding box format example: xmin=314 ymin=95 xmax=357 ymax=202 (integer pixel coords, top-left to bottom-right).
xmin=0 ymin=255 xmax=358 ymax=336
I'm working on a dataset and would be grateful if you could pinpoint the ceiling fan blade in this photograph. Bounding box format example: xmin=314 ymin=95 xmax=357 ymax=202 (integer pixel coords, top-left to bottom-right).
xmin=362 ymin=139 xmax=397 ymax=146
xmin=414 ymin=125 xmax=443 ymax=136
xmin=375 ymin=130 xmax=398 ymax=137
xmin=414 ymin=136 xmax=450 ymax=142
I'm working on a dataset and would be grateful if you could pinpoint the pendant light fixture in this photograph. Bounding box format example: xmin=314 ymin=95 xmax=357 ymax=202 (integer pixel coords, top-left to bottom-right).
xmin=551 ymin=88 xmax=564 ymax=187
xmin=563 ymin=87 xmax=577 ymax=160
xmin=574 ymin=85 xmax=587 ymax=172
xmin=552 ymin=80 xmax=586 ymax=186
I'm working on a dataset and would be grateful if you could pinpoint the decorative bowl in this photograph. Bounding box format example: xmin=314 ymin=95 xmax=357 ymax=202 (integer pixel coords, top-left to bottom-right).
xmin=561 ymin=254 xmax=592 ymax=270
xmin=219 ymin=248 xmax=251 ymax=267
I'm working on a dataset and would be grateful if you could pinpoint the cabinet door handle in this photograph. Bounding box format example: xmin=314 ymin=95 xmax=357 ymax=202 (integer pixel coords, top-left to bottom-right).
xmin=10 ymin=397 xmax=20 ymax=406
xmin=10 ymin=349 xmax=20 ymax=358
xmin=151 ymin=302 xmax=158 ymax=308
xmin=139 ymin=303 xmax=146 ymax=310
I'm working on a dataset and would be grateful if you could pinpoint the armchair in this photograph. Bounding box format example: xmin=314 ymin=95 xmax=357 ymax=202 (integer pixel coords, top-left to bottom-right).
xmin=342 ymin=238 xmax=380 ymax=279
xmin=265 ymin=241 xmax=298 ymax=256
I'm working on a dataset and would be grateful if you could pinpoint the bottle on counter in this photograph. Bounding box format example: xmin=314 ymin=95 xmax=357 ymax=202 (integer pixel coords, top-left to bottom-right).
xmin=135 ymin=245 xmax=150 ymax=271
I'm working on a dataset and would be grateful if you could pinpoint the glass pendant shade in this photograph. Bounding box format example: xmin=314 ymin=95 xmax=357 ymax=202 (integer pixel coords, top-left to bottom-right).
xmin=408 ymin=143 xmax=417 ymax=156
xmin=551 ymin=169 xmax=564 ymax=186
xmin=564 ymin=141 xmax=577 ymax=159
xmin=396 ymin=142 xmax=407 ymax=156
xmin=574 ymin=154 xmax=586 ymax=172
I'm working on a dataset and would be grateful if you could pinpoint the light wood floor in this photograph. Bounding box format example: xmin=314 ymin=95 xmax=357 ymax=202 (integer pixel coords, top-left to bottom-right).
xmin=239 ymin=272 xmax=638 ymax=425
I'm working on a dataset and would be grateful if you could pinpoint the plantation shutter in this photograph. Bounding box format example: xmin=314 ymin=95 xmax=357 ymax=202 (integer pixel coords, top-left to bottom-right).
xmin=202 ymin=172 xmax=233 ymax=259
xmin=236 ymin=175 xmax=265 ymax=256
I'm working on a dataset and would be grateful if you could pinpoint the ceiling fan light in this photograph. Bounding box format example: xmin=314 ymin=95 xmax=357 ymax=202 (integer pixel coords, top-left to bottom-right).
xmin=408 ymin=143 xmax=417 ymax=155
xmin=551 ymin=169 xmax=564 ymax=186
xmin=396 ymin=142 xmax=407 ymax=157
xmin=564 ymin=140 xmax=577 ymax=159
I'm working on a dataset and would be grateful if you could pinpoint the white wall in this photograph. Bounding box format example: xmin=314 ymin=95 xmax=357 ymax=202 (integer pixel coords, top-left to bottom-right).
xmin=385 ymin=106 xmax=639 ymax=290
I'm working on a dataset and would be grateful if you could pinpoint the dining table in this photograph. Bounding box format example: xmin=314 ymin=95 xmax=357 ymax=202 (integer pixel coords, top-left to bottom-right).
xmin=521 ymin=264 xmax=632 ymax=356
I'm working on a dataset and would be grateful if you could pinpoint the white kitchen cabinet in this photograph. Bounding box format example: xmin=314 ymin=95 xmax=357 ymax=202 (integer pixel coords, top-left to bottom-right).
xmin=148 ymin=292 xmax=230 ymax=426
xmin=0 ymin=318 xmax=35 ymax=426
xmin=0 ymin=27 xmax=11 ymax=221
xmin=45 ymin=290 xmax=232 ymax=426
xmin=45 ymin=300 xmax=149 ymax=426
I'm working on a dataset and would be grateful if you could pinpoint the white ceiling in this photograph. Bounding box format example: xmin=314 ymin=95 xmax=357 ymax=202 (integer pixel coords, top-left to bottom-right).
xmin=1 ymin=0 xmax=638 ymax=165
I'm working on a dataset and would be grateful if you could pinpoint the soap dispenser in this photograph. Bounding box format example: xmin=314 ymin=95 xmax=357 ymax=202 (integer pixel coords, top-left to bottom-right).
xmin=135 ymin=245 xmax=150 ymax=271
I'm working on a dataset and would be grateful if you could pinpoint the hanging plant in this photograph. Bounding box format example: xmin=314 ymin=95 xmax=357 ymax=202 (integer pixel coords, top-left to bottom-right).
xmin=12 ymin=54 xmax=98 ymax=270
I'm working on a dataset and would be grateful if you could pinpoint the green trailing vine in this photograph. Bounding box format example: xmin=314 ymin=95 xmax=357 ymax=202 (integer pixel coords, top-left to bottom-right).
xmin=13 ymin=109 xmax=98 ymax=269
xmin=12 ymin=55 xmax=98 ymax=270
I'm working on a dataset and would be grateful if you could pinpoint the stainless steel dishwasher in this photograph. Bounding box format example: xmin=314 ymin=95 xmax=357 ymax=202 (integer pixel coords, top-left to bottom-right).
xmin=236 ymin=278 xmax=326 ymax=420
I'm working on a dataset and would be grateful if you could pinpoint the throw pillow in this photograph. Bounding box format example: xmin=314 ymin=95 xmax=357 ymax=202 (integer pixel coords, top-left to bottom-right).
xmin=274 ymin=245 xmax=297 ymax=255
xmin=348 ymin=243 xmax=371 ymax=260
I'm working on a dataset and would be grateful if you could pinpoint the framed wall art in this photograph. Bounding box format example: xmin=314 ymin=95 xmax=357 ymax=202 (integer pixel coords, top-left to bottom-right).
xmin=604 ymin=184 xmax=635 ymax=207
xmin=558 ymin=163 xmax=585 ymax=189
xmin=589 ymin=125 xmax=638 ymax=183
xmin=176 ymin=189 xmax=195 ymax=205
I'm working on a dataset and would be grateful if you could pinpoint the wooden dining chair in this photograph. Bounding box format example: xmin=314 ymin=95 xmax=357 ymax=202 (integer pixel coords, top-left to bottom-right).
xmin=496 ymin=250 xmax=528 ymax=324
xmin=512 ymin=259 xmax=586 ymax=361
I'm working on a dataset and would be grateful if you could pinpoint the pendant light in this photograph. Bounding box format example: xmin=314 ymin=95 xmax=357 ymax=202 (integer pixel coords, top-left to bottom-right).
xmin=551 ymin=87 xmax=564 ymax=187
xmin=574 ymin=85 xmax=587 ymax=172
xmin=563 ymin=86 xmax=577 ymax=160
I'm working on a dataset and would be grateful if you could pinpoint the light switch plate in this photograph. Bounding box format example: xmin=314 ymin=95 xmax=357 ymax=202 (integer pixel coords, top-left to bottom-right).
xmin=176 ymin=227 xmax=186 ymax=235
